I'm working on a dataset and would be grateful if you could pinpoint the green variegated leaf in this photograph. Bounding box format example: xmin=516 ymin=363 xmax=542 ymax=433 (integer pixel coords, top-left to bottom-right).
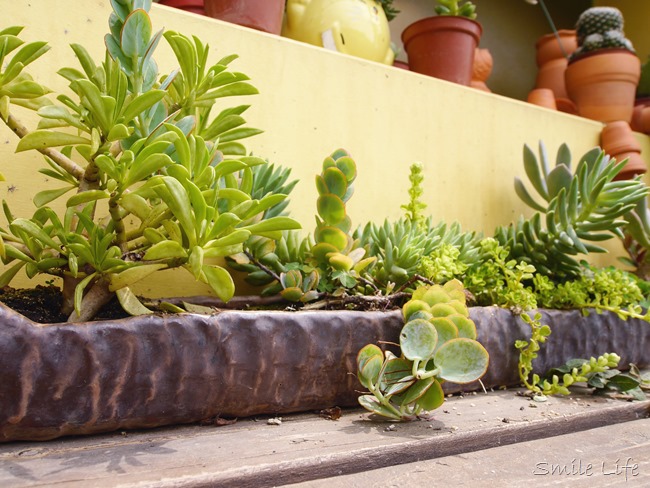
xmin=400 ymin=319 xmax=438 ymax=361
xmin=435 ymin=338 xmax=489 ymax=384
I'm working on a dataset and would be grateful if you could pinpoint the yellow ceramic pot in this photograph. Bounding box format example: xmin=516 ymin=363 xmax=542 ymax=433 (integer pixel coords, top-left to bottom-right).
xmin=283 ymin=0 xmax=394 ymax=65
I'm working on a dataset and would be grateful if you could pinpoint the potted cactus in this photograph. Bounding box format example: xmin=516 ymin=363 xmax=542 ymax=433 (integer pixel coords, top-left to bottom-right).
xmin=565 ymin=6 xmax=641 ymax=123
xmin=401 ymin=0 xmax=481 ymax=85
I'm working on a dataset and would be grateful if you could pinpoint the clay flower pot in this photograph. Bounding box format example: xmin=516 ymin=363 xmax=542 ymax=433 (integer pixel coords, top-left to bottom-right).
xmin=527 ymin=88 xmax=557 ymax=110
xmin=158 ymin=0 xmax=206 ymax=15
xmin=204 ymin=0 xmax=285 ymax=35
xmin=471 ymin=47 xmax=493 ymax=92
xmin=401 ymin=16 xmax=482 ymax=86
xmin=600 ymin=120 xmax=647 ymax=180
xmin=534 ymin=30 xmax=577 ymax=100
xmin=565 ymin=49 xmax=641 ymax=123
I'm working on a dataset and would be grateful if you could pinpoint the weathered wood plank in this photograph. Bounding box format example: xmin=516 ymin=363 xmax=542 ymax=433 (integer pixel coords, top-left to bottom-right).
xmin=0 ymin=389 xmax=648 ymax=487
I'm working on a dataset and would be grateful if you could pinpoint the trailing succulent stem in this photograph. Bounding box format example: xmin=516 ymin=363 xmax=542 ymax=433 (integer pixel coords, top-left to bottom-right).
xmin=0 ymin=1 xmax=300 ymax=321
xmin=357 ymin=279 xmax=489 ymax=421
xmin=515 ymin=313 xmax=642 ymax=398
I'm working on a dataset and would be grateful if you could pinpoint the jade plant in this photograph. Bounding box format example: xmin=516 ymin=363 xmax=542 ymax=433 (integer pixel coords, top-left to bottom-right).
xmin=356 ymin=279 xmax=489 ymax=421
xmin=0 ymin=0 xmax=300 ymax=321
xmin=435 ymin=0 xmax=477 ymax=19
xmin=571 ymin=6 xmax=634 ymax=60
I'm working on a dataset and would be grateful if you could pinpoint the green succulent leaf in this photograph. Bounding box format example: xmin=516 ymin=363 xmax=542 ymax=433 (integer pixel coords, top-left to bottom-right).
xmin=16 ymin=130 xmax=91 ymax=152
xmin=434 ymin=338 xmax=489 ymax=384
xmin=400 ymin=318 xmax=438 ymax=361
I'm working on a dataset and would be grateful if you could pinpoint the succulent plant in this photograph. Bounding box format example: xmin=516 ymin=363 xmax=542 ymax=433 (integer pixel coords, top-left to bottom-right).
xmin=501 ymin=142 xmax=648 ymax=279
xmin=435 ymin=0 xmax=477 ymax=20
xmin=0 ymin=1 xmax=300 ymax=321
xmin=377 ymin=0 xmax=400 ymax=22
xmin=571 ymin=7 xmax=634 ymax=60
xmin=356 ymin=279 xmax=489 ymax=421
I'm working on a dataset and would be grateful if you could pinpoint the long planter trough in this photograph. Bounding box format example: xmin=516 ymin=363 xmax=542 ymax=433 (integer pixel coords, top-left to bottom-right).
xmin=1 ymin=302 xmax=648 ymax=442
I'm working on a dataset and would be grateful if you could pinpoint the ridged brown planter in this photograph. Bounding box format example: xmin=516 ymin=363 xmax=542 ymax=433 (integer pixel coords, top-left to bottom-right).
xmin=1 ymin=302 xmax=648 ymax=442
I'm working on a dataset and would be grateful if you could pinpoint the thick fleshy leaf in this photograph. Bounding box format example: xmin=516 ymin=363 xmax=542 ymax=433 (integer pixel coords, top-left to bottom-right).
xmin=418 ymin=377 xmax=445 ymax=411
xmin=334 ymin=155 xmax=356 ymax=183
xmin=434 ymin=338 xmax=489 ymax=384
xmin=430 ymin=316 xmax=459 ymax=349
xmin=315 ymin=226 xmax=348 ymax=251
xmin=201 ymin=264 xmax=235 ymax=302
xmin=358 ymin=395 xmax=401 ymax=420
xmin=66 ymin=190 xmax=110 ymax=207
xmin=322 ymin=167 xmax=348 ymax=198
xmin=400 ymin=319 xmax=438 ymax=361
xmin=143 ymin=240 xmax=188 ymax=260
xmin=16 ymin=130 xmax=90 ymax=152
xmin=121 ymin=9 xmax=151 ymax=57
xmin=33 ymin=186 xmax=74 ymax=207
xmin=357 ymin=344 xmax=383 ymax=374
xmin=108 ymin=263 xmax=167 ymax=291
xmin=448 ymin=314 xmax=477 ymax=340
xmin=359 ymin=354 xmax=383 ymax=389
xmin=381 ymin=358 xmax=415 ymax=396
xmin=317 ymin=194 xmax=346 ymax=225
xmin=401 ymin=376 xmax=434 ymax=405
xmin=116 ymin=286 xmax=153 ymax=316
xmin=523 ymin=144 xmax=548 ymax=200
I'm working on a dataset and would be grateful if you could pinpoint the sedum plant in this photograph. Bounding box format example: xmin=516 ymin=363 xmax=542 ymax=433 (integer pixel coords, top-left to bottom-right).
xmin=0 ymin=0 xmax=299 ymax=322
xmin=356 ymin=279 xmax=489 ymax=420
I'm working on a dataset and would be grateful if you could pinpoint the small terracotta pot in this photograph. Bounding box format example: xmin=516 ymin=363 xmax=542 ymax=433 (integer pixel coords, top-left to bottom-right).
xmin=393 ymin=60 xmax=410 ymax=71
xmin=527 ymin=88 xmax=557 ymax=110
xmin=204 ymin=0 xmax=285 ymax=35
xmin=534 ymin=30 xmax=577 ymax=99
xmin=555 ymin=97 xmax=578 ymax=115
xmin=471 ymin=47 xmax=493 ymax=92
xmin=600 ymin=121 xmax=647 ymax=180
xmin=402 ymin=16 xmax=482 ymax=86
xmin=565 ymin=49 xmax=641 ymax=123
xmin=535 ymin=30 xmax=577 ymax=67
xmin=641 ymin=106 xmax=650 ymax=134
xmin=158 ymin=0 xmax=206 ymax=15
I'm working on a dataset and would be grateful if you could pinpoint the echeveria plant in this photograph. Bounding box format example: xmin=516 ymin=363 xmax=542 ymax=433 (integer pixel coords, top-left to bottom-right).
xmin=0 ymin=0 xmax=300 ymax=321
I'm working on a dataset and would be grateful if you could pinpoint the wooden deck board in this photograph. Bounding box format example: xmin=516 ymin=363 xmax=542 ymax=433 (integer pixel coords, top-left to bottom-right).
xmin=1 ymin=389 xmax=648 ymax=487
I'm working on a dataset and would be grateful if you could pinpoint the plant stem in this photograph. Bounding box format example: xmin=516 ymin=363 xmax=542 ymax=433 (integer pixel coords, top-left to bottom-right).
xmin=3 ymin=113 xmax=84 ymax=180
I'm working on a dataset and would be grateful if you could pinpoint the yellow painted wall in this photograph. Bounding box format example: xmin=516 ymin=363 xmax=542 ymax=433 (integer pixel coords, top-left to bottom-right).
xmin=1 ymin=0 xmax=649 ymax=297
xmin=593 ymin=0 xmax=650 ymax=63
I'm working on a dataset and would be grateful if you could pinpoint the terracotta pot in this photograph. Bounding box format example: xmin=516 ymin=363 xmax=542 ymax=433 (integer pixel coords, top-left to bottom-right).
xmin=204 ymin=0 xmax=285 ymax=35
xmin=393 ymin=60 xmax=410 ymax=71
xmin=401 ymin=16 xmax=482 ymax=86
xmin=535 ymin=30 xmax=577 ymax=67
xmin=1 ymin=301 xmax=649 ymax=442
xmin=600 ymin=120 xmax=647 ymax=180
xmin=527 ymin=88 xmax=557 ymax=110
xmin=471 ymin=47 xmax=493 ymax=92
xmin=158 ymin=0 xmax=206 ymax=15
xmin=565 ymin=49 xmax=641 ymax=123
xmin=555 ymin=97 xmax=578 ymax=115
xmin=534 ymin=30 xmax=577 ymax=100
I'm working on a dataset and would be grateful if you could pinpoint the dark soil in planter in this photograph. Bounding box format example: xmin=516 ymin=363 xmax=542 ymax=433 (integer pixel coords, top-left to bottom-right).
xmin=0 ymin=285 xmax=130 ymax=323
